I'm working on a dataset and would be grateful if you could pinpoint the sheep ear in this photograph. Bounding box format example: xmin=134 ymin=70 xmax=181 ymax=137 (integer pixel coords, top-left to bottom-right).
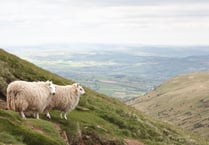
xmin=73 ymin=83 xmax=79 ymax=88
xmin=46 ymin=80 xmax=52 ymax=85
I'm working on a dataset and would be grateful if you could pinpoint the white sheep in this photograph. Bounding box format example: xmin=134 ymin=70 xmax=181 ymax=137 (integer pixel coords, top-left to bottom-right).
xmin=44 ymin=83 xmax=85 ymax=120
xmin=7 ymin=80 xmax=56 ymax=119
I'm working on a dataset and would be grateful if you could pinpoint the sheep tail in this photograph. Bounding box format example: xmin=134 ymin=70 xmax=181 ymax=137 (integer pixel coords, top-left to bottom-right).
xmin=7 ymin=90 xmax=16 ymax=111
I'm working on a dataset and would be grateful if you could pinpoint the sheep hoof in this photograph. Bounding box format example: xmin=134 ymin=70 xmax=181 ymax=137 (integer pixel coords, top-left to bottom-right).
xmin=46 ymin=113 xmax=51 ymax=119
xmin=64 ymin=113 xmax=68 ymax=120
xmin=20 ymin=112 xmax=26 ymax=119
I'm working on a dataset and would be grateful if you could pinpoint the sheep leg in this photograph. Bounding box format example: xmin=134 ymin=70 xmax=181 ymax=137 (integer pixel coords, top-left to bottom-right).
xmin=33 ymin=113 xmax=36 ymax=118
xmin=33 ymin=112 xmax=39 ymax=119
xmin=64 ymin=112 xmax=68 ymax=120
xmin=36 ymin=113 xmax=40 ymax=119
xmin=60 ymin=112 xmax=63 ymax=119
xmin=20 ymin=111 xmax=26 ymax=119
xmin=46 ymin=112 xmax=51 ymax=119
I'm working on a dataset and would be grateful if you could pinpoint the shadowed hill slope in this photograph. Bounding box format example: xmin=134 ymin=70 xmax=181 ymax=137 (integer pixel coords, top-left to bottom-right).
xmin=0 ymin=48 xmax=208 ymax=145
xmin=129 ymin=71 xmax=209 ymax=138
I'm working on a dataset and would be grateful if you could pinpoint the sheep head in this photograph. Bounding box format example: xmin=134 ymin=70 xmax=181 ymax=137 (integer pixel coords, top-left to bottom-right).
xmin=46 ymin=80 xmax=56 ymax=95
xmin=73 ymin=83 xmax=85 ymax=95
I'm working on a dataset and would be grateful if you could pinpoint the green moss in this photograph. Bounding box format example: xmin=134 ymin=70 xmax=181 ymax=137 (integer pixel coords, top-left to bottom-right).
xmin=0 ymin=132 xmax=25 ymax=145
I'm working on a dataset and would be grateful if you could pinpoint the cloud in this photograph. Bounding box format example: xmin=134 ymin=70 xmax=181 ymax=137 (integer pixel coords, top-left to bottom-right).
xmin=0 ymin=0 xmax=209 ymax=46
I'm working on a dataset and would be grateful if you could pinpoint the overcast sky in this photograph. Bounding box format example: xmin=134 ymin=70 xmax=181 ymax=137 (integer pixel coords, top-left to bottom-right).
xmin=0 ymin=0 xmax=209 ymax=47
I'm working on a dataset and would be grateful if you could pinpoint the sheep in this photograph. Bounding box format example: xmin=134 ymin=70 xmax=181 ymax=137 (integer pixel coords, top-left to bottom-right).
xmin=7 ymin=80 xmax=56 ymax=119
xmin=44 ymin=83 xmax=85 ymax=120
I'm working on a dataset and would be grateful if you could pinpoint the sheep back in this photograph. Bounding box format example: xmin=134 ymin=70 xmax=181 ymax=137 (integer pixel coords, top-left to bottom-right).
xmin=7 ymin=81 xmax=53 ymax=112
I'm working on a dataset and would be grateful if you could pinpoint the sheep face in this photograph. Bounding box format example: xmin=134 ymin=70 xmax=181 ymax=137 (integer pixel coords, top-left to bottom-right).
xmin=77 ymin=85 xmax=85 ymax=95
xmin=73 ymin=83 xmax=85 ymax=95
xmin=47 ymin=81 xmax=56 ymax=95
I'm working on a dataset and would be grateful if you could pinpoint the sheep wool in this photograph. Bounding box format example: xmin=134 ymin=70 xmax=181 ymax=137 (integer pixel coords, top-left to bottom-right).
xmin=45 ymin=83 xmax=85 ymax=120
xmin=7 ymin=80 xmax=56 ymax=119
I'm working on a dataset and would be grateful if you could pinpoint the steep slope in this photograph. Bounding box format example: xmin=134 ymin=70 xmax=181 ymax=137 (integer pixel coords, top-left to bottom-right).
xmin=0 ymin=48 xmax=208 ymax=145
xmin=129 ymin=71 xmax=209 ymax=138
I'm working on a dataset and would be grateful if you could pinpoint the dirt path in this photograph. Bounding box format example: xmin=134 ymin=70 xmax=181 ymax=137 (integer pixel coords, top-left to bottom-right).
xmin=125 ymin=139 xmax=145 ymax=145
xmin=53 ymin=122 xmax=70 ymax=145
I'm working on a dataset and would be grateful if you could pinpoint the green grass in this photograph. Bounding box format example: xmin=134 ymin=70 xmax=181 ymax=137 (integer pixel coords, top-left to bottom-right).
xmin=0 ymin=48 xmax=209 ymax=145
xmin=0 ymin=131 xmax=25 ymax=145
xmin=0 ymin=110 xmax=66 ymax=145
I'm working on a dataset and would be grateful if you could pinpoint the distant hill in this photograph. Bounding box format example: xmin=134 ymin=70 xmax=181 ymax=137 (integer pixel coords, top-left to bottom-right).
xmin=0 ymin=48 xmax=208 ymax=145
xmin=129 ymin=71 xmax=209 ymax=138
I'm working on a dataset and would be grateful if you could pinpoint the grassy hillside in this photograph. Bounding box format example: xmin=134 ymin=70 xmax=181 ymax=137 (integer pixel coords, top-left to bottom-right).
xmin=0 ymin=48 xmax=208 ymax=145
xmin=129 ymin=71 xmax=209 ymax=139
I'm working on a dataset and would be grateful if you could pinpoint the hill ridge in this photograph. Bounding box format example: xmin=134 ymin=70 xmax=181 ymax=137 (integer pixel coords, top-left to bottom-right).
xmin=129 ymin=71 xmax=209 ymax=139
